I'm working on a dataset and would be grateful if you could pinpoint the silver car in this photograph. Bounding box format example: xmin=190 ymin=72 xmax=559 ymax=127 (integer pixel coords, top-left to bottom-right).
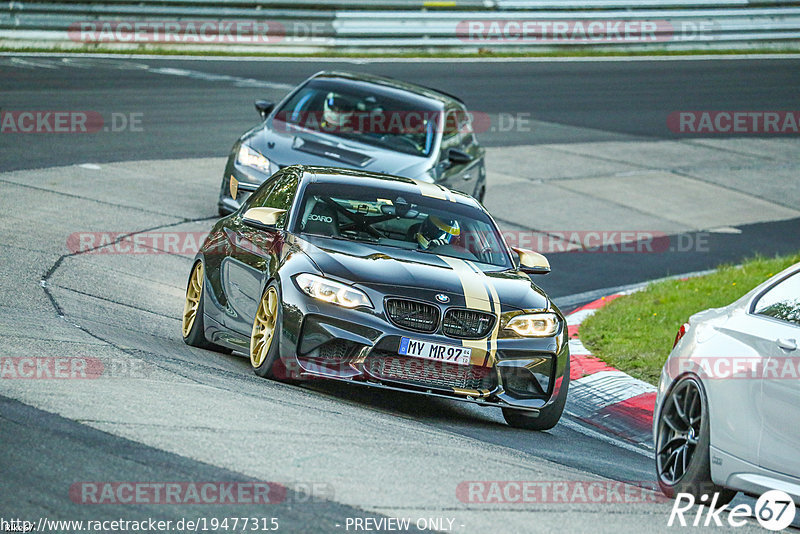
xmin=218 ymin=71 xmax=486 ymax=215
xmin=654 ymin=262 xmax=800 ymax=503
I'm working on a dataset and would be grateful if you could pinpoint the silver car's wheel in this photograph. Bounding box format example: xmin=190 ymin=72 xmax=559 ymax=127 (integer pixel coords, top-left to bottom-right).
xmin=655 ymin=376 xmax=735 ymax=503
xmin=657 ymin=377 xmax=702 ymax=484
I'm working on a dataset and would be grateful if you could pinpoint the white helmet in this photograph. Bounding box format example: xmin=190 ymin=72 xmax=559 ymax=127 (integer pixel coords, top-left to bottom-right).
xmin=323 ymin=92 xmax=357 ymax=128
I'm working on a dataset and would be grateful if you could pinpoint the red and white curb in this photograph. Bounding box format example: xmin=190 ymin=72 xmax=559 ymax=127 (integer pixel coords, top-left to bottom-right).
xmin=565 ymin=294 xmax=657 ymax=447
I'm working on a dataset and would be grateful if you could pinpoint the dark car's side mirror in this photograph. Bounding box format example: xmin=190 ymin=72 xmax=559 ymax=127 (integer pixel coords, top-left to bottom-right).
xmin=242 ymin=207 xmax=286 ymax=231
xmin=512 ymin=247 xmax=551 ymax=275
xmin=446 ymin=148 xmax=472 ymax=166
xmin=255 ymin=100 xmax=275 ymax=119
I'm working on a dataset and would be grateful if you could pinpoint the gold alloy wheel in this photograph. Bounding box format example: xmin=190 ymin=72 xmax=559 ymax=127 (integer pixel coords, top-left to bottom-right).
xmin=182 ymin=262 xmax=204 ymax=338
xmin=250 ymin=286 xmax=278 ymax=368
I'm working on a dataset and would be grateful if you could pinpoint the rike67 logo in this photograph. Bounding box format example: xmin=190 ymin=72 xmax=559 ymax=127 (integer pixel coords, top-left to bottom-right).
xmin=668 ymin=490 xmax=796 ymax=530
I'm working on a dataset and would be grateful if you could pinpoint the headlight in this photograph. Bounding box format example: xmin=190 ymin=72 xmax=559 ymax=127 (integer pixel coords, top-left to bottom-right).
xmin=505 ymin=313 xmax=560 ymax=337
xmin=237 ymin=145 xmax=271 ymax=174
xmin=294 ymin=273 xmax=372 ymax=309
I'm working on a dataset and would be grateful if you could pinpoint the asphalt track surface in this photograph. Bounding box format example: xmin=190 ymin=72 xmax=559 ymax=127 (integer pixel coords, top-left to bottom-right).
xmin=0 ymin=55 xmax=797 ymax=532
xmin=1 ymin=55 xmax=799 ymax=298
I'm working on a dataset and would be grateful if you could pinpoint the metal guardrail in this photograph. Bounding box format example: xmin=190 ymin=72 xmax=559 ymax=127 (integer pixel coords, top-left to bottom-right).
xmin=1 ymin=1 xmax=799 ymax=51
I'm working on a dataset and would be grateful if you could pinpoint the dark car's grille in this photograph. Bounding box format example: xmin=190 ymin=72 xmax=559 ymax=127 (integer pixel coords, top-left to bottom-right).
xmin=365 ymin=353 xmax=495 ymax=391
xmin=442 ymin=309 xmax=496 ymax=339
xmin=385 ymin=299 xmax=439 ymax=333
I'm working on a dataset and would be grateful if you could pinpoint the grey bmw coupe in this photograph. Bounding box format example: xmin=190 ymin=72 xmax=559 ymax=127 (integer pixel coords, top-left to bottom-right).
xmin=218 ymin=71 xmax=486 ymax=215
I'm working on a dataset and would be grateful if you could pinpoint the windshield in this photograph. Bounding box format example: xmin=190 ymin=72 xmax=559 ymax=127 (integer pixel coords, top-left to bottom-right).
xmin=272 ymin=79 xmax=441 ymax=157
xmin=294 ymin=182 xmax=512 ymax=269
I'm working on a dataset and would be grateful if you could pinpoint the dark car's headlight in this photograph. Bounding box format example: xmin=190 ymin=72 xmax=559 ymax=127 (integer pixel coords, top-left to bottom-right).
xmin=294 ymin=273 xmax=373 ymax=309
xmin=504 ymin=312 xmax=560 ymax=337
xmin=237 ymin=144 xmax=272 ymax=175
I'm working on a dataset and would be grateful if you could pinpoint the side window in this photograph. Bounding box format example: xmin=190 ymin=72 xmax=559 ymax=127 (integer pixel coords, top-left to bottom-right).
xmin=752 ymin=271 xmax=800 ymax=326
xmin=456 ymin=107 xmax=474 ymax=148
xmin=440 ymin=108 xmax=461 ymax=161
xmin=244 ymin=175 xmax=279 ymax=210
xmin=443 ymin=109 xmax=459 ymax=141
xmin=246 ymin=170 xmax=299 ymax=228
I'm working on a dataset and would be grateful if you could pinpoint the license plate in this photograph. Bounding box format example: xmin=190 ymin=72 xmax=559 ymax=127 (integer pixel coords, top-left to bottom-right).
xmin=398 ymin=337 xmax=471 ymax=365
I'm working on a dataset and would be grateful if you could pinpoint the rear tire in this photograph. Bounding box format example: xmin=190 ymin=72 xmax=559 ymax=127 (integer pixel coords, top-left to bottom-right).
xmin=182 ymin=261 xmax=229 ymax=352
xmin=655 ymin=376 xmax=735 ymax=504
xmin=502 ymin=364 xmax=569 ymax=431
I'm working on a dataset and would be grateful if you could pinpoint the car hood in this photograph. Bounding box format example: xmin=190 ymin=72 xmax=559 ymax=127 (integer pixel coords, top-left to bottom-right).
xmin=249 ymin=123 xmax=431 ymax=178
xmin=295 ymin=235 xmax=550 ymax=312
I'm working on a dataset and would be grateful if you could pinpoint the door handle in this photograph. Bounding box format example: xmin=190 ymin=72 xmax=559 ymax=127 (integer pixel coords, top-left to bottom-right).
xmin=462 ymin=173 xmax=472 ymax=181
xmin=776 ymin=338 xmax=797 ymax=351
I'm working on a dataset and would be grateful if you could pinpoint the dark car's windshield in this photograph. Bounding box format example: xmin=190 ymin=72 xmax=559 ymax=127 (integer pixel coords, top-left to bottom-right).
xmin=272 ymin=79 xmax=442 ymax=157
xmin=294 ymin=182 xmax=512 ymax=269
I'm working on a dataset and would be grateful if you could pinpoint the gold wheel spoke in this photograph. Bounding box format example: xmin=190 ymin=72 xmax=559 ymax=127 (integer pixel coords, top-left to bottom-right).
xmin=182 ymin=262 xmax=204 ymax=337
xmin=250 ymin=287 xmax=279 ymax=369
xmin=268 ymin=291 xmax=278 ymax=316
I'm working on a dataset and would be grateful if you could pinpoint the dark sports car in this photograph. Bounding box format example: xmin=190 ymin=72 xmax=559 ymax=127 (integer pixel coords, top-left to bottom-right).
xmin=187 ymin=165 xmax=569 ymax=430
xmin=218 ymin=71 xmax=486 ymax=215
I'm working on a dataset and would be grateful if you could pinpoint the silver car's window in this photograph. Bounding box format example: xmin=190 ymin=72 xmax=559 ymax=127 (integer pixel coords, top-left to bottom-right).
xmin=273 ymin=80 xmax=441 ymax=157
xmin=295 ymin=182 xmax=512 ymax=269
xmin=753 ymin=270 xmax=800 ymax=326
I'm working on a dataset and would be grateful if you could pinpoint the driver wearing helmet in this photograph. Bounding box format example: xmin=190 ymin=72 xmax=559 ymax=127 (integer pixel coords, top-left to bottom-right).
xmin=323 ymin=92 xmax=357 ymax=129
xmin=416 ymin=215 xmax=460 ymax=250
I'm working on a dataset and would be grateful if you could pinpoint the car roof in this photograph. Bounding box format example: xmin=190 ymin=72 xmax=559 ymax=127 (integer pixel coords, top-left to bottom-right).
xmin=293 ymin=165 xmax=480 ymax=208
xmin=308 ymin=71 xmax=465 ymax=107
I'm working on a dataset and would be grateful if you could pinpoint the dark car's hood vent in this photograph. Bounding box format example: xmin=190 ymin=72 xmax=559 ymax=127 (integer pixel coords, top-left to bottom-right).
xmin=293 ymin=137 xmax=372 ymax=167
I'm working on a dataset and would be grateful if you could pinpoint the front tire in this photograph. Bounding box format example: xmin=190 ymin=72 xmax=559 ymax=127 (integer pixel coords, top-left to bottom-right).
xmin=655 ymin=376 xmax=735 ymax=504
xmin=182 ymin=261 xmax=228 ymax=352
xmin=502 ymin=367 xmax=569 ymax=431
xmin=250 ymin=282 xmax=283 ymax=379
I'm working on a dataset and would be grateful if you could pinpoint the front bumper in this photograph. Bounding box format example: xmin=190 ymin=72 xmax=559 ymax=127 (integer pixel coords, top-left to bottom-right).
xmin=277 ymin=280 xmax=569 ymax=412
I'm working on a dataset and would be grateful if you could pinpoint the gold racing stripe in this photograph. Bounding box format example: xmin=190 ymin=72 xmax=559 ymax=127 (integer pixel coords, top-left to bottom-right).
xmin=414 ymin=180 xmax=456 ymax=202
xmin=438 ymin=256 xmax=491 ymax=366
xmin=466 ymin=260 xmax=502 ymax=368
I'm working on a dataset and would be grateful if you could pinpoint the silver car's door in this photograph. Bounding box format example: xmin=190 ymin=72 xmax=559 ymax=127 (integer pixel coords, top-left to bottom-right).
xmin=433 ymin=108 xmax=477 ymax=195
xmin=752 ymin=271 xmax=800 ymax=477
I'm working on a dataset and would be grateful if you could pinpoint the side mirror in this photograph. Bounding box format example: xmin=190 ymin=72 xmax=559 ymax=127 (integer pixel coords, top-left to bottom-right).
xmin=242 ymin=207 xmax=286 ymax=230
xmin=446 ymin=148 xmax=472 ymax=166
xmin=512 ymin=247 xmax=550 ymax=275
xmin=255 ymin=100 xmax=275 ymax=119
